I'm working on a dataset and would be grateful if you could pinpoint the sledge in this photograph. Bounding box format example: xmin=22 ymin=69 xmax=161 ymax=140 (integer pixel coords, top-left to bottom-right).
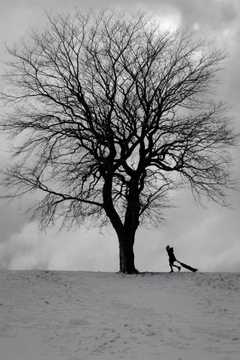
xmin=177 ymin=261 xmax=198 ymax=272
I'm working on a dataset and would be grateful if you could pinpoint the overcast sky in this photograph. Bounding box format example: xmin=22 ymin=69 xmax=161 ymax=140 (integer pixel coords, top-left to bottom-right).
xmin=0 ymin=0 xmax=240 ymax=272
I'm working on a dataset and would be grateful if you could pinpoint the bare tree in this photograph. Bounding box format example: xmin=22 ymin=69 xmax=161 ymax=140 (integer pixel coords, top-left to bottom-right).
xmin=1 ymin=12 xmax=236 ymax=273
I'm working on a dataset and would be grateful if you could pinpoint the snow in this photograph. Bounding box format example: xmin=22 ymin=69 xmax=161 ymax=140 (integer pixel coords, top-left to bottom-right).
xmin=0 ymin=271 xmax=240 ymax=359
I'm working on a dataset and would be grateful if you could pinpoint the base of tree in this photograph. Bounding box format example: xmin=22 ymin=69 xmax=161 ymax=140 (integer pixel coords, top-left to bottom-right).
xmin=117 ymin=268 xmax=140 ymax=275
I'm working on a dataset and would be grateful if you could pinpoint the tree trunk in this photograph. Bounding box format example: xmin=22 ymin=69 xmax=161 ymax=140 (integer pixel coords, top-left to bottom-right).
xmin=118 ymin=233 xmax=139 ymax=274
xmin=102 ymin=174 xmax=140 ymax=274
xmin=118 ymin=180 xmax=140 ymax=274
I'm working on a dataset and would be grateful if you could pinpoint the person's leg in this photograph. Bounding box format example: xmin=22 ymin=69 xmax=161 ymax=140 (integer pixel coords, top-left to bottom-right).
xmin=169 ymin=261 xmax=174 ymax=272
xmin=173 ymin=263 xmax=181 ymax=271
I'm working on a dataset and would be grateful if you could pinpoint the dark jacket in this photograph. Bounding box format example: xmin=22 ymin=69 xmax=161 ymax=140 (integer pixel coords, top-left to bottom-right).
xmin=166 ymin=246 xmax=176 ymax=263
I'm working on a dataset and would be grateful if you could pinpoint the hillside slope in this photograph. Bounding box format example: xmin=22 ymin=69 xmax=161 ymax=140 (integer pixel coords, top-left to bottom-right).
xmin=0 ymin=271 xmax=240 ymax=359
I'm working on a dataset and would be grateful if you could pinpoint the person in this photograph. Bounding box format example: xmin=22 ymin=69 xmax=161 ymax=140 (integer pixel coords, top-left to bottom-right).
xmin=166 ymin=245 xmax=181 ymax=272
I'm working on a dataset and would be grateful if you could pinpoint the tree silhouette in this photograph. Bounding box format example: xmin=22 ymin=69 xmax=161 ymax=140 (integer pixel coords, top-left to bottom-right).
xmin=1 ymin=12 xmax=236 ymax=273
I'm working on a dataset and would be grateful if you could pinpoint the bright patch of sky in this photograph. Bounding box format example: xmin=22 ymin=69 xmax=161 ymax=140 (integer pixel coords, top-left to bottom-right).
xmin=149 ymin=11 xmax=181 ymax=33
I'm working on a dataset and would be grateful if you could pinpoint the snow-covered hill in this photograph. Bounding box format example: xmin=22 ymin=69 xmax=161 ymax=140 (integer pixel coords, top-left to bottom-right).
xmin=0 ymin=271 xmax=239 ymax=359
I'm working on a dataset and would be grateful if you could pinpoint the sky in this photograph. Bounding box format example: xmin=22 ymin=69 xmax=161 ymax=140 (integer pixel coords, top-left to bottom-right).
xmin=0 ymin=0 xmax=240 ymax=272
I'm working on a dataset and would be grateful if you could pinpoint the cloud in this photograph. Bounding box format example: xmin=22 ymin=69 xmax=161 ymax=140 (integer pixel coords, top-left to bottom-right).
xmin=0 ymin=222 xmax=118 ymax=271
xmin=0 ymin=0 xmax=240 ymax=272
xmin=0 ymin=188 xmax=239 ymax=272
xmin=167 ymin=0 xmax=239 ymax=29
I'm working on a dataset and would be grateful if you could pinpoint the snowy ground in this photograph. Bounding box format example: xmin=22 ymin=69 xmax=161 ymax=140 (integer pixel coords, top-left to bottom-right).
xmin=0 ymin=271 xmax=240 ymax=360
